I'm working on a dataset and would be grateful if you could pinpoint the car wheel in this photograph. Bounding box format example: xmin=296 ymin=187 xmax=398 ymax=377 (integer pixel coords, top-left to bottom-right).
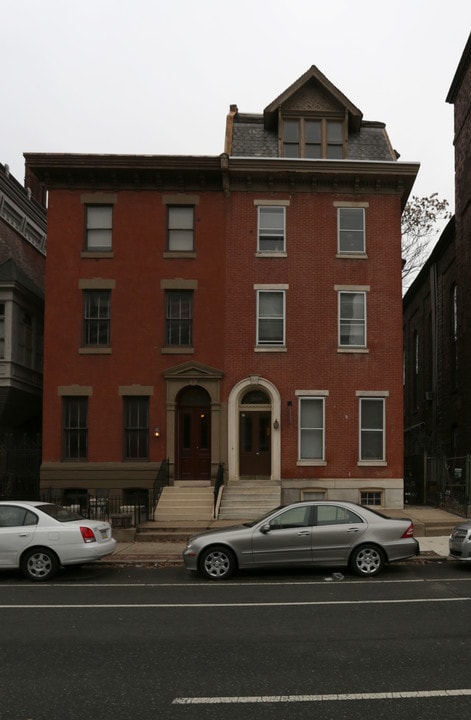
xmin=350 ymin=544 xmax=385 ymax=577
xmin=21 ymin=548 xmax=60 ymax=582
xmin=200 ymin=546 xmax=236 ymax=581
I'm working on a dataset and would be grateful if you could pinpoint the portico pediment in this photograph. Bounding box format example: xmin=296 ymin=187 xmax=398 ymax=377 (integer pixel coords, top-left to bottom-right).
xmin=163 ymin=361 xmax=224 ymax=381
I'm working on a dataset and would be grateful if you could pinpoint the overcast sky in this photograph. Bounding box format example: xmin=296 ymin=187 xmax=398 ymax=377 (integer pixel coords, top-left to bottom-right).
xmin=2 ymin=0 xmax=470 ymax=220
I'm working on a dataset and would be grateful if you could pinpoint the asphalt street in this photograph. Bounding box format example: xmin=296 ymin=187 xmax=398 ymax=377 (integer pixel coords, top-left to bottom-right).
xmin=1 ymin=562 xmax=471 ymax=720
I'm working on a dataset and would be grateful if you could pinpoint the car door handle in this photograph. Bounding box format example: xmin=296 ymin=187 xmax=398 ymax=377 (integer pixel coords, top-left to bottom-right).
xmin=297 ymin=530 xmax=311 ymax=536
xmin=347 ymin=527 xmax=360 ymax=532
xmin=18 ymin=533 xmax=30 ymax=537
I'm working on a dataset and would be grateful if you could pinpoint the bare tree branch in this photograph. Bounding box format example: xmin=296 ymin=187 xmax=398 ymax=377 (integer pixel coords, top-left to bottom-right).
xmin=401 ymin=193 xmax=451 ymax=290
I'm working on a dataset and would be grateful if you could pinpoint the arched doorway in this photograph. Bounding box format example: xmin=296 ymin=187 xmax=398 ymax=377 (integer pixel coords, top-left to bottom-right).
xmin=239 ymin=389 xmax=272 ymax=476
xmin=175 ymin=386 xmax=211 ymax=480
xmin=227 ymin=377 xmax=281 ymax=482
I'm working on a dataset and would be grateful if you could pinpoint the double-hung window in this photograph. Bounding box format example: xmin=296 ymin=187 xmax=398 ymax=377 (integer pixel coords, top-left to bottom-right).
xmin=257 ymin=290 xmax=285 ymax=346
xmin=168 ymin=206 xmax=194 ymax=252
xmin=298 ymin=396 xmax=325 ymax=461
xmin=338 ymin=208 xmax=365 ymax=254
xmin=359 ymin=397 xmax=385 ymax=461
xmin=258 ymin=206 xmax=285 ymax=252
xmin=123 ymin=396 xmax=149 ymax=460
xmin=85 ymin=205 xmax=113 ymax=251
xmin=338 ymin=291 xmax=366 ymax=348
xmin=165 ymin=290 xmax=193 ymax=346
xmin=83 ymin=290 xmax=111 ymax=347
xmin=63 ymin=397 xmax=88 ymax=461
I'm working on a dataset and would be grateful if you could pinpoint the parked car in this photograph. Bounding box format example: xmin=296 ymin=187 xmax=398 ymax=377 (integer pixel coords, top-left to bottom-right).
xmin=0 ymin=501 xmax=116 ymax=581
xmin=183 ymin=501 xmax=419 ymax=580
xmin=449 ymin=520 xmax=471 ymax=561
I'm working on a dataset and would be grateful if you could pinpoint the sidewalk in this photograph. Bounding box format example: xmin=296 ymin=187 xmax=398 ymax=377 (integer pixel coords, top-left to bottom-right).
xmin=100 ymin=504 xmax=466 ymax=567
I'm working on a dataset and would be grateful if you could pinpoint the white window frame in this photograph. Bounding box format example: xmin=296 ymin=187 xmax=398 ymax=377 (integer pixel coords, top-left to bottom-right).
xmin=297 ymin=393 xmax=327 ymax=464
xmin=86 ymin=205 xmax=113 ymax=251
xmin=338 ymin=290 xmax=367 ymax=348
xmin=358 ymin=395 xmax=386 ymax=464
xmin=257 ymin=206 xmax=286 ymax=253
xmin=256 ymin=287 xmax=286 ymax=347
xmin=167 ymin=206 xmax=194 ymax=252
xmin=337 ymin=207 xmax=365 ymax=254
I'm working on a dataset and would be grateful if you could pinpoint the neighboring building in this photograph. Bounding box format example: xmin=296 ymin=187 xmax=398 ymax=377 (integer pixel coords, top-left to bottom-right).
xmin=25 ymin=65 xmax=418 ymax=513
xmin=0 ymin=162 xmax=46 ymax=497
xmin=403 ymin=32 xmax=471 ymax=509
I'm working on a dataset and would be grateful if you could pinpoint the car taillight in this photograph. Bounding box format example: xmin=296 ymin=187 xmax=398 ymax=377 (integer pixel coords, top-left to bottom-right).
xmin=80 ymin=526 xmax=97 ymax=543
xmin=401 ymin=523 xmax=414 ymax=538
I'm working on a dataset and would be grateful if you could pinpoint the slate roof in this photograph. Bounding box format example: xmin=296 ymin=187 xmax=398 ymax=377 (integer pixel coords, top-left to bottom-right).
xmin=228 ymin=66 xmax=397 ymax=162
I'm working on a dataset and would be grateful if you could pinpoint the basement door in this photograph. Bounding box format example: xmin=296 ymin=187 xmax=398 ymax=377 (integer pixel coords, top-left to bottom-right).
xmin=176 ymin=387 xmax=211 ymax=481
xmin=239 ymin=410 xmax=272 ymax=477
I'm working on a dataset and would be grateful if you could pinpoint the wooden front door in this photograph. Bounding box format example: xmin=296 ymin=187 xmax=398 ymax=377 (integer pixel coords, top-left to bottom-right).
xmin=177 ymin=405 xmax=211 ymax=480
xmin=239 ymin=410 xmax=271 ymax=477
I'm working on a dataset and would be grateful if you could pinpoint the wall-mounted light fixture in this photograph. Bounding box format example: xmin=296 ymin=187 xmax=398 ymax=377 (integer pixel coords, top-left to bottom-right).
xmin=273 ymin=419 xmax=279 ymax=430
xmin=153 ymin=427 xmax=161 ymax=438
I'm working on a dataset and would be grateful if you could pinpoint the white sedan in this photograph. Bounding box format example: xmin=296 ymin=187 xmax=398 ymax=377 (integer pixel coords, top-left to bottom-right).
xmin=0 ymin=500 xmax=116 ymax=581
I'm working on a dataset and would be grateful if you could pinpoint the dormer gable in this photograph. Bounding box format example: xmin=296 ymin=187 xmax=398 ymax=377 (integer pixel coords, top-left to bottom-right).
xmin=263 ymin=65 xmax=363 ymax=159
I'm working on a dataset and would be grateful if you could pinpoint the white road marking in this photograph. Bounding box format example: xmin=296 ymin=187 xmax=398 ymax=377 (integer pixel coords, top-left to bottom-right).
xmin=173 ymin=688 xmax=471 ymax=704
xmin=3 ymin=576 xmax=471 ymax=589
xmin=0 ymin=597 xmax=469 ymax=608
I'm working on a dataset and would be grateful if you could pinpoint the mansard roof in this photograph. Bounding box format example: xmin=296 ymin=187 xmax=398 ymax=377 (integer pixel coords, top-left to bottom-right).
xmin=228 ymin=65 xmax=397 ymax=162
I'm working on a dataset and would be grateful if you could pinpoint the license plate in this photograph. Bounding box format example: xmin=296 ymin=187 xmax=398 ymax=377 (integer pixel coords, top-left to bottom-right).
xmin=100 ymin=529 xmax=108 ymax=539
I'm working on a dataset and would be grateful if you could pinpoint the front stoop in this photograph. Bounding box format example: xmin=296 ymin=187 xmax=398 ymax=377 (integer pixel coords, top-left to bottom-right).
xmin=218 ymin=479 xmax=281 ymax=520
xmin=153 ymin=482 xmax=214 ymax=524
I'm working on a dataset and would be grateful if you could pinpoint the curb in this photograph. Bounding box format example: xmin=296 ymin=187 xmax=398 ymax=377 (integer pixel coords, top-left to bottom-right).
xmin=98 ymin=552 xmax=451 ymax=568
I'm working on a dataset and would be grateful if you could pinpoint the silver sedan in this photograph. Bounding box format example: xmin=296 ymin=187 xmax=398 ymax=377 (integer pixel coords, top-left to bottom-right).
xmin=449 ymin=520 xmax=471 ymax=561
xmin=183 ymin=501 xmax=419 ymax=580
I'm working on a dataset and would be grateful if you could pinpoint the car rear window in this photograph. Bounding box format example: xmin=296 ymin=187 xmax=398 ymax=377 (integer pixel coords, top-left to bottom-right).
xmin=38 ymin=504 xmax=84 ymax=522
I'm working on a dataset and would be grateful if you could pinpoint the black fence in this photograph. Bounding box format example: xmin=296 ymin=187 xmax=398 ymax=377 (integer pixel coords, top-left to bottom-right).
xmin=39 ymin=487 xmax=158 ymax=527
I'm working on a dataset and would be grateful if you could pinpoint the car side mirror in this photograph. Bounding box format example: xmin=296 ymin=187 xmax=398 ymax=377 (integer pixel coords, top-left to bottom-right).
xmin=260 ymin=524 xmax=271 ymax=534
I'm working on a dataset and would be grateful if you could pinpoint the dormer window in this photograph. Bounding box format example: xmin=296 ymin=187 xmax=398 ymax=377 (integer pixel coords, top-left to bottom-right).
xmin=282 ymin=118 xmax=345 ymax=159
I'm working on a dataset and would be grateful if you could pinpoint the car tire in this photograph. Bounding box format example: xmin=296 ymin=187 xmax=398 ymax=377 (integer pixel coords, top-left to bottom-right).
xmin=349 ymin=544 xmax=385 ymax=577
xmin=199 ymin=545 xmax=236 ymax=581
xmin=21 ymin=547 xmax=60 ymax=582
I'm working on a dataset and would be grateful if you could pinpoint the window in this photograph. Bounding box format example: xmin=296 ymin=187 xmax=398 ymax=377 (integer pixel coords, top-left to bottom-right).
xmin=360 ymin=398 xmax=385 ymax=461
xmin=451 ymin=284 xmax=458 ymax=388
xmin=299 ymin=397 xmax=324 ymax=460
xmin=86 ymin=205 xmax=113 ymax=251
xmin=123 ymin=397 xmax=149 ymax=460
xmin=258 ymin=206 xmax=285 ymax=252
xmin=412 ymin=330 xmax=419 ymax=408
xmin=316 ymin=505 xmax=363 ymax=525
xmin=168 ymin=206 xmax=194 ymax=251
xmin=339 ymin=292 xmax=366 ymax=347
xmin=257 ymin=290 xmax=285 ymax=346
xmin=83 ymin=290 xmax=111 ymax=346
xmin=0 ymin=303 xmax=5 ymax=359
xmin=360 ymin=490 xmax=382 ymax=506
xmin=282 ymin=118 xmax=344 ymax=158
xmin=269 ymin=505 xmax=312 ymax=530
xmin=338 ymin=208 xmax=365 ymax=253
xmin=0 ymin=506 xmax=38 ymax=527
xmin=165 ymin=290 xmax=193 ymax=346
xmin=18 ymin=312 xmax=33 ymax=367
xmin=63 ymin=397 xmax=88 ymax=461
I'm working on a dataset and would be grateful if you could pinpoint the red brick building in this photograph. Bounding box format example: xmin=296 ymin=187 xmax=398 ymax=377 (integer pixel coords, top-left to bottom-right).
xmin=25 ymin=66 xmax=418 ymax=514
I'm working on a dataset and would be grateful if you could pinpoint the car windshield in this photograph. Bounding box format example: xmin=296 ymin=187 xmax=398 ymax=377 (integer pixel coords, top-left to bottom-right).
xmin=38 ymin=504 xmax=84 ymax=522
